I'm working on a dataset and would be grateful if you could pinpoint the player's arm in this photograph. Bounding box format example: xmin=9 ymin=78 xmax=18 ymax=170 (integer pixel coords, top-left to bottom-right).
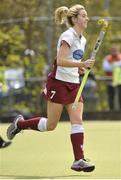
xmin=57 ymin=41 xmax=94 ymax=68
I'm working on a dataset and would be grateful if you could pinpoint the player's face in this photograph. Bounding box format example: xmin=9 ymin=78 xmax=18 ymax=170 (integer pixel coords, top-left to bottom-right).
xmin=76 ymin=9 xmax=89 ymax=29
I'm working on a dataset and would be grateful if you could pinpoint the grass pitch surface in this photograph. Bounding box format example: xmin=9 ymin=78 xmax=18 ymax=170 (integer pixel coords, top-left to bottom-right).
xmin=0 ymin=121 xmax=121 ymax=179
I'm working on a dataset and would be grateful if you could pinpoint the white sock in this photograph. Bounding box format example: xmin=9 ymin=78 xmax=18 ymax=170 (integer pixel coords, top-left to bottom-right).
xmin=71 ymin=124 xmax=84 ymax=134
xmin=38 ymin=117 xmax=47 ymax=132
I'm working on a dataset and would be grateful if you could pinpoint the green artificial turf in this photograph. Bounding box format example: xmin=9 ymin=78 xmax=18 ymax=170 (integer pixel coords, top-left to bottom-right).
xmin=0 ymin=121 xmax=121 ymax=179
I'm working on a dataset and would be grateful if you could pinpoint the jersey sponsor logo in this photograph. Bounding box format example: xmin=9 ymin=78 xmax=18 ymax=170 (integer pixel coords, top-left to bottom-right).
xmin=73 ymin=49 xmax=84 ymax=60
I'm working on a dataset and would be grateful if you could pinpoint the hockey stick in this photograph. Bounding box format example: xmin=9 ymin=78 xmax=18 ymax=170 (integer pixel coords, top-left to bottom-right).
xmin=72 ymin=19 xmax=108 ymax=110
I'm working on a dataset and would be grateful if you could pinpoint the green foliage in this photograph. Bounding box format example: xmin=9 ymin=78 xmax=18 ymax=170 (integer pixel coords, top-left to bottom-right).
xmin=0 ymin=26 xmax=24 ymax=66
xmin=0 ymin=0 xmax=121 ymax=113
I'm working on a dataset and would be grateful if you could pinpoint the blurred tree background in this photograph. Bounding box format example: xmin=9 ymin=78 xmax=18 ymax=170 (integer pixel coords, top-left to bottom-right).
xmin=0 ymin=0 xmax=121 ymax=115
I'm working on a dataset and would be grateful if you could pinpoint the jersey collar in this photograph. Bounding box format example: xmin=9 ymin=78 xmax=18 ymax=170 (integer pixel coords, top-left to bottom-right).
xmin=69 ymin=27 xmax=82 ymax=39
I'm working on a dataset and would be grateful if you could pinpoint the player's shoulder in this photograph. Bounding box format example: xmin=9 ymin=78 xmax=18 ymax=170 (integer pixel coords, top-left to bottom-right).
xmin=61 ymin=28 xmax=75 ymax=39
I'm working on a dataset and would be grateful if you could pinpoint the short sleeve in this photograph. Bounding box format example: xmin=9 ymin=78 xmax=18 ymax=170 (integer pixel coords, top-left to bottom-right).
xmin=61 ymin=33 xmax=74 ymax=47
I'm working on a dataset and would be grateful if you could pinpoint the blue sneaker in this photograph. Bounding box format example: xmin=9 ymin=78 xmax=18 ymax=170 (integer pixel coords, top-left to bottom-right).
xmin=71 ymin=159 xmax=95 ymax=172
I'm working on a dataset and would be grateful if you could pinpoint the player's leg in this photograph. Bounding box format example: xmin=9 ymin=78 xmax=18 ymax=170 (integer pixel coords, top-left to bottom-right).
xmin=7 ymin=100 xmax=63 ymax=140
xmin=47 ymin=100 xmax=63 ymax=130
xmin=65 ymin=102 xmax=95 ymax=172
xmin=66 ymin=102 xmax=84 ymax=160
xmin=117 ymin=85 xmax=121 ymax=109
xmin=107 ymin=85 xmax=115 ymax=110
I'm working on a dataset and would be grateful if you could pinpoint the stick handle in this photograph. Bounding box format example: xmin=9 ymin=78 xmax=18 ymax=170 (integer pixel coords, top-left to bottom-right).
xmin=72 ymin=30 xmax=108 ymax=110
xmin=72 ymin=69 xmax=91 ymax=109
xmin=90 ymin=31 xmax=105 ymax=60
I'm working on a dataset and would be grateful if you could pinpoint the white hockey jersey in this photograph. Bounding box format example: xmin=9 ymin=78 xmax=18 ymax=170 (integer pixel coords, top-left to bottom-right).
xmin=55 ymin=27 xmax=86 ymax=83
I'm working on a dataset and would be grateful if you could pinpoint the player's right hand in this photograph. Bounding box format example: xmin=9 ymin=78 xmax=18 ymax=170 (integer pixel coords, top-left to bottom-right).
xmin=83 ymin=59 xmax=95 ymax=69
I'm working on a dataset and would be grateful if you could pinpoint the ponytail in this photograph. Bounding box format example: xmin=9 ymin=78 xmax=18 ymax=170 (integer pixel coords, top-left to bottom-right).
xmin=54 ymin=6 xmax=68 ymax=25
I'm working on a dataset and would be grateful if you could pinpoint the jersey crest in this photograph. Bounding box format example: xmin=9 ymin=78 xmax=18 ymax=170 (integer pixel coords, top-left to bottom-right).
xmin=73 ymin=49 xmax=84 ymax=60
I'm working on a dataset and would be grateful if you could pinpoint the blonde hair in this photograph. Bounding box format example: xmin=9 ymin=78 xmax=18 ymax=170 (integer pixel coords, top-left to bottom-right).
xmin=54 ymin=4 xmax=85 ymax=26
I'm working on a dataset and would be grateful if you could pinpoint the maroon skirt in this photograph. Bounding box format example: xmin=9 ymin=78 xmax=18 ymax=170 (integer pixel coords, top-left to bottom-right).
xmin=43 ymin=75 xmax=83 ymax=105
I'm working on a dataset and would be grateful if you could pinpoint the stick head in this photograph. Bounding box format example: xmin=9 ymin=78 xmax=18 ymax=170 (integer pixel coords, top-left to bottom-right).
xmin=98 ymin=19 xmax=108 ymax=32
